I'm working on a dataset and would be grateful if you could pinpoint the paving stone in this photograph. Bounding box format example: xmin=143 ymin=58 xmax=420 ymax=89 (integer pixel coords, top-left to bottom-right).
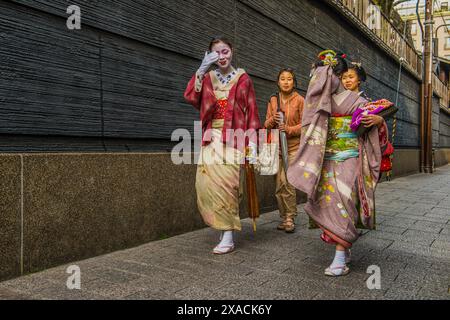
xmin=349 ymin=289 xmax=387 ymax=300
xmin=0 ymin=166 xmax=449 ymax=300
xmin=354 ymin=237 xmax=394 ymax=251
xmin=431 ymin=240 xmax=450 ymax=251
xmin=429 ymin=207 xmax=450 ymax=215
xmin=0 ymin=288 xmax=37 ymax=300
xmin=398 ymin=229 xmax=439 ymax=246
xmin=375 ymin=225 xmax=407 ymax=234
xmin=383 ymin=288 xmax=422 ymax=300
xmin=395 ymin=214 xmax=446 ymax=224
xmin=379 ymin=217 xmax=418 ymax=228
xmin=409 ymin=220 xmax=445 ymax=233
xmin=364 ymin=230 xmax=404 ymax=242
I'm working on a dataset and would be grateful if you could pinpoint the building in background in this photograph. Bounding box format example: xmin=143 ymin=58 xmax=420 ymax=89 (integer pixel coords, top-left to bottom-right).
xmin=398 ymin=0 xmax=450 ymax=65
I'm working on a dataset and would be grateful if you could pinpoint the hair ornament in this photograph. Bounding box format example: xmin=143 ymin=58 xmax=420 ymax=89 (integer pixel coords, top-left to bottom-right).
xmin=317 ymin=50 xmax=338 ymax=67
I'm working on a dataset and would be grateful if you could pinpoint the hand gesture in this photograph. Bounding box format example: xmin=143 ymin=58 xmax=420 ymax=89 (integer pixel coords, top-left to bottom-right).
xmin=198 ymin=51 xmax=219 ymax=77
xmin=275 ymin=112 xmax=284 ymax=125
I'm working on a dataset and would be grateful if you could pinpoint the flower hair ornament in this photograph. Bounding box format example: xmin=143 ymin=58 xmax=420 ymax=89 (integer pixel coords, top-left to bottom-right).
xmin=318 ymin=50 xmax=347 ymax=68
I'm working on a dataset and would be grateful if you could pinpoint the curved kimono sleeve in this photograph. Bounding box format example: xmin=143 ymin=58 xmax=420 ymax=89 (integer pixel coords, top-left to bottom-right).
xmin=244 ymin=77 xmax=262 ymax=146
xmin=357 ymin=118 xmax=389 ymax=229
xmin=285 ymin=99 xmax=303 ymax=138
xmin=183 ymin=71 xmax=204 ymax=110
xmin=264 ymin=100 xmax=277 ymax=129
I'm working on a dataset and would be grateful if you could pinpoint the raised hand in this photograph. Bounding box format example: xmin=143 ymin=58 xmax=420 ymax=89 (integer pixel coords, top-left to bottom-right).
xmin=197 ymin=51 xmax=219 ymax=78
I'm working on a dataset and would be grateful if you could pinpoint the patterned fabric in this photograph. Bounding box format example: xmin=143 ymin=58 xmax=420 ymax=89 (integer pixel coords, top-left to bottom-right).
xmin=213 ymin=99 xmax=228 ymax=120
xmin=185 ymin=69 xmax=261 ymax=232
xmin=324 ymin=116 xmax=359 ymax=162
xmin=287 ymin=65 xmax=388 ymax=249
xmin=350 ymin=99 xmax=394 ymax=132
xmin=184 ymin=69 xmax=261 ymax=153
xmin=196 ymin=120 xmax=244 ymax=231
xmin=214 ymin=69 xmax=238 ymax=86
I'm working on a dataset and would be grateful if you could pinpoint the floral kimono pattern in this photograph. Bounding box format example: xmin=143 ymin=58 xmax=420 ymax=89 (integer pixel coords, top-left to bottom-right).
xmin=287 ymin=66 xmax=388 ymax=248
xmin=184 ymin=69 xmax=261 ymax=231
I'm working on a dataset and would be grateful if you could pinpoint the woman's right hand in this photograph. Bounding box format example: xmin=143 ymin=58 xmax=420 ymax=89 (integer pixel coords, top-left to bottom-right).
xmin=198 ymin=51 xmax=219 ymax=77
xmin=274 ymin=112 xmax=284 ymax=126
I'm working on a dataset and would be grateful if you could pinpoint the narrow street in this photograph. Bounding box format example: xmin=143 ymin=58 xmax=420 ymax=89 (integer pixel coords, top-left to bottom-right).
xmin=1 ymin=166 xmax=449 ymax=300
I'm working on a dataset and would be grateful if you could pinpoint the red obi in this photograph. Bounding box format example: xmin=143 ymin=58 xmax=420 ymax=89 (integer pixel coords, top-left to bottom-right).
xmin=213 ymin=99 xmax=228 ymax=120
xmin=331 ymin=113 xmax=350 ymax=117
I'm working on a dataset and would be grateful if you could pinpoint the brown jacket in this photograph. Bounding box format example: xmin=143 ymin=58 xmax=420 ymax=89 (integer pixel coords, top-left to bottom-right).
xmin=264 ymin=91 xmax=304 ymax=153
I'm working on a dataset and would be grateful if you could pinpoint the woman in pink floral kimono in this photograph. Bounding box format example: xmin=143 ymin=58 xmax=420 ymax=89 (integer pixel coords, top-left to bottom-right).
xmin=287 ymin=50 xmax=388 ymax=276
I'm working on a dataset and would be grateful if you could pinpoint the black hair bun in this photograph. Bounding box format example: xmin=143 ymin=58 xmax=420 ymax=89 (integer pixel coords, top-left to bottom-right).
xmin=314 ymin=50 xmax=348 ymax=76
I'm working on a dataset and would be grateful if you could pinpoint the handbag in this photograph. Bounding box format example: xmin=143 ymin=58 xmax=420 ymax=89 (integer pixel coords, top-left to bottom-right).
xmin=380 ymin=141 xmax=394 ymax=172
xmin=257 ymin=129 xmax=279 ymax=176
xmin=356 ymin=106 xmax=399 ymax=136
xmin=352 ymin=99 xmax=399 ymax=137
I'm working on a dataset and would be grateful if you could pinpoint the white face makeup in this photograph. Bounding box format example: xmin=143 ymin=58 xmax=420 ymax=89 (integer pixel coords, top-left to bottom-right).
xmin=211 ymin=41 xmax=233 ymax=73
xmin=342 ymin=69 xmax=360 ymax=92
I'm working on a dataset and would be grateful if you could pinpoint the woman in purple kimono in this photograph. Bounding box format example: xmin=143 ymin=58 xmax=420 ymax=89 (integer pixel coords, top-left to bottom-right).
xmin=287 ymin=51 xmax=388 ymax=276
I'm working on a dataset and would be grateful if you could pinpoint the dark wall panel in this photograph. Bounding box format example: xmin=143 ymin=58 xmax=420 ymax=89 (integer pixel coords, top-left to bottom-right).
xmin=1 ymin=0 xmax=448 ymax=151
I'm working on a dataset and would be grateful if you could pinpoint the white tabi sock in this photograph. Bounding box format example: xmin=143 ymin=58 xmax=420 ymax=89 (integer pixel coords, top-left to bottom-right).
xmin=216 ymin=231 xmax=234 ymax=249
xmin=328 ymin=250 xmax=347 ymax=275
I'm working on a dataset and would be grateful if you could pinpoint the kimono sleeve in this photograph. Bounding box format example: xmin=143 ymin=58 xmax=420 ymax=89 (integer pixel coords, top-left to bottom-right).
xmin=285 ymin=96 xmax=304 ymax=137
xmin=183 ymin=71 xmax=204 ymax=110
xmin=264 ymin=99 xmax=277 ymax=129
xmin=245 ymin=77 xmax=262 ymax=146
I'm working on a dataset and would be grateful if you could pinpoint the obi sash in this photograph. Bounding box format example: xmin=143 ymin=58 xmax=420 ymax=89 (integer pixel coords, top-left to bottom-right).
xmin=324 ymin=115 xmax=359 ymax=162
xmin=212 ymin=99 xmax=227 ymax=120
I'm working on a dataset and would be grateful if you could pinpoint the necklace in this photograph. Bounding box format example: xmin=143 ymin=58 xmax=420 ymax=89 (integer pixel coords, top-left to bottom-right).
xmin=215 ymin=68 xmax=237 ymax=86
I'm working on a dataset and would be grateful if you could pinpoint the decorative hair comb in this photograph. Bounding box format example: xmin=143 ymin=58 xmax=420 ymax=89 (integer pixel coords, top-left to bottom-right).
xmin=351 ymin=62 xmax=362 ymax=68
xmin=318 ymin=50 xmax=347 ymax=67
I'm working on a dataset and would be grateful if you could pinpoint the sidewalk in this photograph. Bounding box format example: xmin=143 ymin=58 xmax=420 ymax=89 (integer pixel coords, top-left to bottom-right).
xmin=1 ymin=166 xmax=449 ymax=300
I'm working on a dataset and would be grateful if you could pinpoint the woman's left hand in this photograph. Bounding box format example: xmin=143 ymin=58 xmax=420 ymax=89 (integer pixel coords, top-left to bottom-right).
xmin=362 ymin=114 xmax=384 ymax=128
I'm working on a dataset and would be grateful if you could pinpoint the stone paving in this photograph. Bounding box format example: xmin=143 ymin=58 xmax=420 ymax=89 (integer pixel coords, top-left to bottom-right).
xmin=1 ymin=166 xmax=449 ymax=300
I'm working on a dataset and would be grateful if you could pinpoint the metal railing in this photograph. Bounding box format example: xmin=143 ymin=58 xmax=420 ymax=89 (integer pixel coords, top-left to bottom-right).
xmin=340 ymin=0 xmax=422 ymax=76
xmin=337 ymin=0 xmax=450 ymax=110
xmin=433 ymin=75 xmax=450 ymax=109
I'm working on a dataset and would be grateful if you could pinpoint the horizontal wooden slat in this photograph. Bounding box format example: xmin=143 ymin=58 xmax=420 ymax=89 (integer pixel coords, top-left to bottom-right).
xmin=0 ymin=0 xmax=448 ymax=151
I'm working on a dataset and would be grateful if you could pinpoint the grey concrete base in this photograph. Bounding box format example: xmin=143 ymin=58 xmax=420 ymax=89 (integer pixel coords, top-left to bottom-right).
xmin=0 ymin=150 xmax=448 ymax=282
xmin=435 ymin=148 xmax=450 ymax=168
xmin=0 ymin=153 xmax=282 ymax=282
xmin=392 ymin=149 xmax=421 ymax=177
xmin=0 ymin=155 xmax=21 ymax=281
xmin=391 ymin=148 xmax=450 ymax=178
xmin=0 ymin=165 xmax=449 ymax=300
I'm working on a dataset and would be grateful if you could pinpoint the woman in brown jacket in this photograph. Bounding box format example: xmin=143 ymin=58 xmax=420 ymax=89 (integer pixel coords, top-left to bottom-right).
xmin=264 ymin=68 xmax=304 ymax=233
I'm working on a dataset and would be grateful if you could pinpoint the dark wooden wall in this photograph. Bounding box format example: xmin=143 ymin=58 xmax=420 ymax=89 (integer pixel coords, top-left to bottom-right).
xmin=0 ymin=0 xmax=449 ymax=152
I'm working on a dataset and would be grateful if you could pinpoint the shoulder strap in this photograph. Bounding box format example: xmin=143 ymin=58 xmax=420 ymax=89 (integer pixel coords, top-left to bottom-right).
xmin=275 ymin=93 xmax=281 ymax=113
